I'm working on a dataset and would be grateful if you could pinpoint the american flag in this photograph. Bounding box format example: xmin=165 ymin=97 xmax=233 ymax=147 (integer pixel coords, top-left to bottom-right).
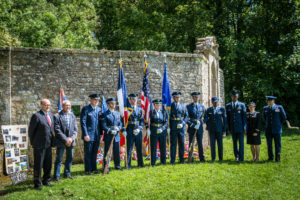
xmin=141 ymin=61 xmax=153 ymax=124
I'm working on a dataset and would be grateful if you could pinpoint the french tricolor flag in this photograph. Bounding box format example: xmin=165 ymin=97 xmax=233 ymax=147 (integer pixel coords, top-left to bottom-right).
xmin=58 ymin=89 xmax=66 ymax=112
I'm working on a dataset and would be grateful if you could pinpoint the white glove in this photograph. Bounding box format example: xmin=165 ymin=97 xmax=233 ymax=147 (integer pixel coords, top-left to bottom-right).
xmin=114 ymin=126 xmax=119 ymax=131
xmin=194 ymin=124 xmax=200 ymax=130
xmin=122 ymin=131 xmax=127 ymax=137
xmin=133 ymin=129 xmax=140 ymax=135
xmin=147 ymin=129 xmax=151 ymax=137
xmin=177 ymin=123 xmax=183 ymax=129
xmin=111 ymin=130 xmax=117 ymax=135
xmin=157 ymin=128 xmax=163 ymax=134
xmin=167 ymin=128 xmax=170 ymax=135
xmin=196 ymin=120 xmax=201 ymax=126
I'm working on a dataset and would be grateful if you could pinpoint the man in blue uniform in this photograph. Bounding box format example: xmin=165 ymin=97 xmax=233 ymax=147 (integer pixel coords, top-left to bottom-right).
xmin=170 ymin=92 xmax=188 ymax=164
xmin=263 ymin=96 xmax=287 ymax=162
xmin=186 ymin=92 xmax=206 ymax=162
xmin=80 ymin=93 xmax=102 ymax=175
xmin=124 ymin=93 xmax=144 ymax=169
xmin=101 ymin=97 xmax=123 ymax=170
xmin=205 ymin=97 xmax=227 ymax=162
xmin=147 ymin=99 xmax=168 ymax=166
xmin=226 ymin=90 xmax=247 ymax=162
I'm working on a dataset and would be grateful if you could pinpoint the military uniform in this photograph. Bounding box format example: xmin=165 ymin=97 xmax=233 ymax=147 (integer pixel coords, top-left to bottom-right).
xmin=226 ymin=90 xmax=247 ymax=161
xmin=101 ymin=98 xmax=123 ymax=170
xmin=80 ymin=94 xmax=102 ymax=173
xmin=186 ymin=92 xmax=206 ymax=161
xmin=205 ymin=97 xmax=227 ymax=161
xmin=263 ymin=96 xmax=287 ymax=162
xmin=170 ymin=92 xmax=189 ymax=164
xmin=126 ymin=105 xmax=144 ymax=168
xmin=149 ymin=99 xmax=168 ymax=166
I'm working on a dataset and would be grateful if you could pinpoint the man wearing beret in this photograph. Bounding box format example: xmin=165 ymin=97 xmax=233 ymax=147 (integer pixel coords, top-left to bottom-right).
xmin=205 ymin=97 xmax=227 ymax=162
xmin=226 ymin=90 xmax=247 ymax=162
xmin=80 ymin=93 xmax=102 ymax=175
xmin=263 ymin=96 xmax=287 ymax=162
xmin=170 ymin=91 xmax=189 ymax=164
xmin=186 ymin=92 xmax=206 ymax=162
xmin=124 ymin=93 xmax=145 ymax=169
xmin=101 ymin=97 xmax=123 ymax=171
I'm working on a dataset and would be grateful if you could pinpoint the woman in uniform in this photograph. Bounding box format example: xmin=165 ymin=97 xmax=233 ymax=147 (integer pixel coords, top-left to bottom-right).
xmin=246 ymin=102 xmax=261 ymax=162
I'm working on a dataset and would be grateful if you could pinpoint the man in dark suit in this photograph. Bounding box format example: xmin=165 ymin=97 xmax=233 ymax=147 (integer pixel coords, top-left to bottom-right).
xmin=80 ymin=93 xmax=102 ymax=175
xmin=170 ymin=91 xmax=189 ymax=164
xmin=226 ymin=90 xmax=247 ymax=162
xmin=124 ymin=93 xmax=145 ymax=169
xmin=53 ymin=100 xmax=78 ymax=181
xmin=263 ymin=96 xmax=287 ymax=162
xmin=205 ymin=97 xmax=227 ymax=162
xmin=29 ymin=99 xmax=54 ymax=190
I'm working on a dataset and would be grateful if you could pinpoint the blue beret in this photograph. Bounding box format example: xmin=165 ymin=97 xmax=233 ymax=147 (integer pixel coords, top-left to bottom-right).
xmin=106 ymin=97 xmax=117 ymax=103
xmin=211 ymin=97 xmax=219 ymax=102
xmin=128 ymin=93 xmax=138 ymax=98
xmin=230 ymin=90 xmax=240 ymax=95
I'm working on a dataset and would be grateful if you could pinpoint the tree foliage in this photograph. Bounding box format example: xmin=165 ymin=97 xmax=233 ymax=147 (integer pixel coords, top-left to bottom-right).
xmin=0 ymin=0 xmax=299 ymax=125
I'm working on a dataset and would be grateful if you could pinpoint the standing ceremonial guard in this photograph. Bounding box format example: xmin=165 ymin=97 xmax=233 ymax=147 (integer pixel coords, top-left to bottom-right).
xmin=263 ymin=96 xmax=287 ymax=162
xmin=80 ymin=93 xmax=102 ymax=175
xmin=124 ymin=93 xmax=145 ymax=168
xmin=226 ymin=90 xmax=247 ymax=162
xmin=101 ymin=97 xmax=123 ymax=170
xmin=28 ymin=99 xmax=54 ymax=190
xmin=170 ymin=92 xmax=189 ymax=164
xmin=246 ymin=102 xmax=261 ymax=162
xmin=186 ymin=92 xmax=206 ymax=162
xmin=147 ymin=99 xmax=168 ymax=166
xmin=205 ymin=97 xmax=227 ymax=162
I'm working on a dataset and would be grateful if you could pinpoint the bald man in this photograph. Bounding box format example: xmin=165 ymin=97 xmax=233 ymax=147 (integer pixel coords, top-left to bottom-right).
xmin=29 ymin=99 xmax=54 ymax=190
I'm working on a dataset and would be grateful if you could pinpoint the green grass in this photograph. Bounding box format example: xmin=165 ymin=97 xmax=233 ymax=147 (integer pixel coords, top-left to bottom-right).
xmin=2 ymin=130 xmax=300 ymax=200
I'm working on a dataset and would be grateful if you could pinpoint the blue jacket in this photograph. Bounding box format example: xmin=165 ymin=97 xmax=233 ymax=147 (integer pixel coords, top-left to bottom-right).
xmin=80 ymin=104 xmax=101 ymax=142
xmin=205 ymin=106 xmax=227 ymax=133
xmin=101 ymin=109 xmax=123 ymax=142
xmin=226 ymin=101 xmax=247 ymax=133
xmin=187 ymin=103 xmax=206 ymax=134
xmin=150 ymin=109 xmax=168 ymax=134
xmin=126 ymin=106 xmax=144 ymax=134
xmin=263 ymin=104 xmax=287 ymax=134
xmin=170 ymin=102 xmax=189 ymax=132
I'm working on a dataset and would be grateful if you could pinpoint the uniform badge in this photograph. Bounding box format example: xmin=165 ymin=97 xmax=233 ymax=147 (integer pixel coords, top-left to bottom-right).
xmin=218 ymin=111 xmax=222 ymax=114
xmin=275 ymin=109 xmax=280 ymax=112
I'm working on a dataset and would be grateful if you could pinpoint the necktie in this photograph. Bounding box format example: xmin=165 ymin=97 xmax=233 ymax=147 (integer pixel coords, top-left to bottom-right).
xmin=46 ymin=113 xmax=51 ymax=127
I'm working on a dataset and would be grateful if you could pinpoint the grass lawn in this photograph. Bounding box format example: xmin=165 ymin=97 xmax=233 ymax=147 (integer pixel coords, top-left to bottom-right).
xmin=1 ymin=130 xmax=300 ymax=200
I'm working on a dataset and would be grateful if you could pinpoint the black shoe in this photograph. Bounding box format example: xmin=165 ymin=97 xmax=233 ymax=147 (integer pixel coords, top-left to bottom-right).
xmin=235 ymin=158 xmax=239 ymax=161
xmin=139 ymin=164 xmax=145 ymax=168
xmin=115 ymin=167 xmax=123 ymax=171
xmin=180 ymin=161 xmax=185 ymax=164
xmin=53 ymin=178 xmax=59 ymax=182
xmin=94 ymin=170 xmax=99 ymax=174
xmin=43 ymin=182 xmax=53 ymax=187
xmin=200 ymin=159 xmax=206 ymax=162
xmin=34 ymin=185 xmax=42 ymax=190
xmin=268 ymin=158 xmax=273 ymax=161
xmin=86 ymin=171 xmax=92 ymax=175
xmin=66 ymin=175 xmax=73 ymax=179
xmin=275 ymin=155 xmax=280 ymax=162
xmin=171 ymin=163 xmax=175 ymax=166
xmin=151 ymin=165 xmax=155 ymax=167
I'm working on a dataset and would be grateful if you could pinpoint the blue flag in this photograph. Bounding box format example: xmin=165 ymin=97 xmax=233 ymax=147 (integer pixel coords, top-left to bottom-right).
xmin=162 ymin=62 xmax=171 ymax=112
xmin=101 ymin=96 xmax=108 ymax=113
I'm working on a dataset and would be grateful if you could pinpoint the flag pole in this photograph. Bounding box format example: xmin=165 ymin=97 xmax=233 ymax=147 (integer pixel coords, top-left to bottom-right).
xmin=163 ymin=54 xmax=171 ymax=163
xmin=144 ymin=53 xmax=152 ymax=165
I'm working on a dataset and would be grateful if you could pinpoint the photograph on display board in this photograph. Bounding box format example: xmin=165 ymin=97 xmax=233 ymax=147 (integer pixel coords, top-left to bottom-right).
xmin=14 ymin=148 xmax=20 ymax=156
xmin=7 ymin=158 xmax=13 ymax=165
xmin=5 ymin=136 xmax=11 ymax=142
xmin=20 ymin=149 xmax=27 ymax=156
xmin=5 ymin=150 xmax=11 ymax=158
xmin=20 ymin=128 xmax=26 ymax=134
xmin=3 ymin=129 xmax=9 ymax=134
xmin=20 ymin=156 xmax=27 ymax=162
xmin=19 ymin=143 xmax=25 ymax=148
xmin=22 ymin=136 xmax=27 ymax=142
xmin=5 ymin=143 xmax=10 ymax=149
xmin=8 ymin=166 xmax=14 ymax=173
xmin=11 ymin=143 xmax=17 ymax=148
xmin=12 ymin=136 xmax=19 ymax=142
xmin=21 ymin=163 xmax=28 ymax=170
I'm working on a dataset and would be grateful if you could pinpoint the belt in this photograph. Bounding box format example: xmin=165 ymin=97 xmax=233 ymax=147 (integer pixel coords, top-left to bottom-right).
xmin=171 ymin=117 xmax=181 ymax=121
xmin=151 ymin=123 xmax=163 ymax=127
xmin=189 ymin=118 xmax=199 ymax=122
xmin=128 ymin=121 xmax=138 ymax=125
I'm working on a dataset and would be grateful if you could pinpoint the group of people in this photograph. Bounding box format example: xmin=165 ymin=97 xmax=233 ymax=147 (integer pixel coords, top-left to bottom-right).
xmin=28 ymin=90 xmax=287 ymax=190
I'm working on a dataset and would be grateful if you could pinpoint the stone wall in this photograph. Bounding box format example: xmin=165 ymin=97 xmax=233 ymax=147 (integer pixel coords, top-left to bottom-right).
xmin=0 ymin=37 xmax=223 ymax=172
